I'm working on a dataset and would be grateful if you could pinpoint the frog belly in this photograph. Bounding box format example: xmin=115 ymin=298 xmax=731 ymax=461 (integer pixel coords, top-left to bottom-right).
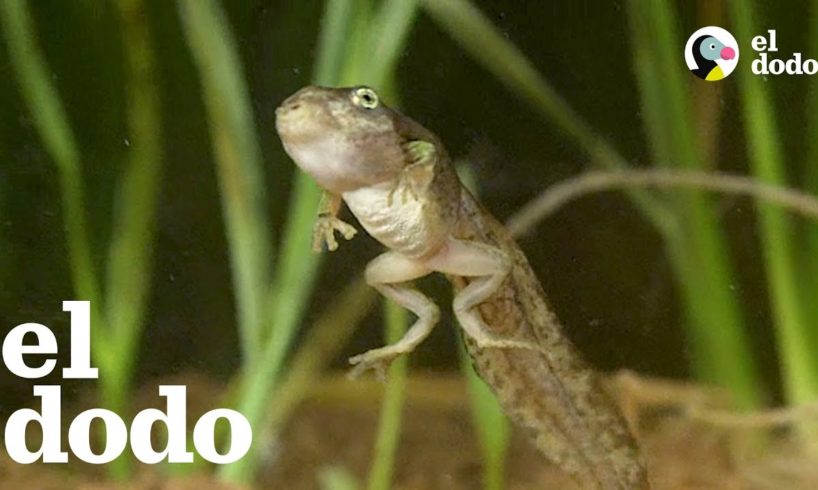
xmin=343 ymin=184 xmax=444 ymax=258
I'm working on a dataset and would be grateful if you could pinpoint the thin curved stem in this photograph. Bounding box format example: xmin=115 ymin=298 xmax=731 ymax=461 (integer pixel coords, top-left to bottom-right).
xmin=508 ymin=169 xmax=818 ymax=237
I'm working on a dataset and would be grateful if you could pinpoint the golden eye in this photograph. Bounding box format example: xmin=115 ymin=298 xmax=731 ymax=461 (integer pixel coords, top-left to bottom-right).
xmin=351 ymin=87 xmax=379 ymax=109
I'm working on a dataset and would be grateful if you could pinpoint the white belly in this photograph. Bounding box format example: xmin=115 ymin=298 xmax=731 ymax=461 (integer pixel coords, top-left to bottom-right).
xmin=343 ymin=183 xmax=444 ymax=258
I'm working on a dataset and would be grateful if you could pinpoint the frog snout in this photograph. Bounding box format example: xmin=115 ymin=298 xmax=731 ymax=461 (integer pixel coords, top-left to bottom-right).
xmin=275 ymin=94 xmax=314 ymax=134
xmin=276 ymin=96 xmax=302 ymax=117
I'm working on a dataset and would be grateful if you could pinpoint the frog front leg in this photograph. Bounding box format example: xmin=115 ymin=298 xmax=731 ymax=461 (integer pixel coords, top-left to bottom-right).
xmin=348 ymin=251 xmax=440 ymax=378
xmin=312 ymin=191 xmax=357 ymax=252
xmin=387 ymin=140 xmax=437 ymax=206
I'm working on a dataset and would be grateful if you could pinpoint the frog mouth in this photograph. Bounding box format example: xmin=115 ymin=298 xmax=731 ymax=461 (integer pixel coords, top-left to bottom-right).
xmin=275 ymin=99 xmax=333 ymax=143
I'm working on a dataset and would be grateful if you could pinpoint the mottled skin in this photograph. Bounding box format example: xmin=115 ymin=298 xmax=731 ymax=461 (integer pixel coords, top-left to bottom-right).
xmin=276 ymin=85 xmax=650 ymax=489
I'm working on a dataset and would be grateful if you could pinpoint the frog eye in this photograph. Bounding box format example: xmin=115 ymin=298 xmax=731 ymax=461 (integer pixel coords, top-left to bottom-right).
xmin=351 ymin=87 xmax=379 ymax=109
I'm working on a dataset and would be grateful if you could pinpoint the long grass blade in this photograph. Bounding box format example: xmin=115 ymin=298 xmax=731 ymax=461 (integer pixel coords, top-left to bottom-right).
xmin=178 ymin=0 xmax=271 ymax=365
xmin=803 ymin=0 xmax=818 ymax=353
xmin=83 ymin=0 xmax=164 ymax=479
xmin=217 ymin=0 xmax=415 ymax=483
xmin=240 ymin=0 xmax=385 ymax=453
xmin=0 ymin=0 xmax=108 ymax=358
xmin=314 ymin=0 xmax=356 ymax=85
xmin=319 ymin=466 xmax=362 ymax=490
xmin=216 ymin=1 xmax=357 ymax=485
xmin=366 ymin=301 xmax=409 ymax=490
xmin=361 ymin=0 xmax=419 ymax=88
xmin=459 ymin=342 xmax=510 ymax=490
xmin=729 ymin=0 xmax=818 ymax=405
xmin=626 ymin=0 xmax=762 ymax=408
xmin=102 ymin=0 xmax=163 ymax=399
xmin=418 ymin=0 xmax=675 ymax=242
xmin=418 ymin=0 xmax=611 ymax=164
xmin=807 ymin=0 xmax=818 ymax=196
xmin=264 ymin=279 xmax=377 ymax=441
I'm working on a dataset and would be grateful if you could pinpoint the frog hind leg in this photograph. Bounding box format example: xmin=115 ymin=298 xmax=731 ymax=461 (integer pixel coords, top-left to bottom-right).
xmin=427 ymin=238 xmax=539 ymax=352
xmin=348 ymin=251 xmax=439 ymax=378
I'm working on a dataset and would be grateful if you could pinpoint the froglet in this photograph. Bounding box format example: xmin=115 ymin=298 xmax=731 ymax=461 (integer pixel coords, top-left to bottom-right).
xmin=275 ymin=85 xmax=650 ymax=490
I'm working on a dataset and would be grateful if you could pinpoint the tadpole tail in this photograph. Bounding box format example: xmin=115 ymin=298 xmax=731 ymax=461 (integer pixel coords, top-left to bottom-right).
xmin=452 ymin=189 xmax=651 ymax=490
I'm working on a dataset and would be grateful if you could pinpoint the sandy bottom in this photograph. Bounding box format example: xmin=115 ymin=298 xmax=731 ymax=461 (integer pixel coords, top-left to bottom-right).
xmin=1 ymin=371 xmax=816 ymax=489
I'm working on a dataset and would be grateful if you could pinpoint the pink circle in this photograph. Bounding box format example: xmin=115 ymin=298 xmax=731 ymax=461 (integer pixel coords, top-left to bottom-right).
xmin=721 ymin=47 xmax=736 ymax=60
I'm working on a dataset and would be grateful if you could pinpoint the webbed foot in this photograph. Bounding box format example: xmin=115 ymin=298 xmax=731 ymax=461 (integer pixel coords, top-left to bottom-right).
xmin=347 ymin=347 xmax=404 ymax=380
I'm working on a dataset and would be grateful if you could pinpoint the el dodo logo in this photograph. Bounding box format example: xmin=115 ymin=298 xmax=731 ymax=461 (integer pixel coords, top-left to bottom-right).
xmin=2 ymin=302 xmax=252 ymax=465
xmin=685 ymin=26 xmax=739 ymax=81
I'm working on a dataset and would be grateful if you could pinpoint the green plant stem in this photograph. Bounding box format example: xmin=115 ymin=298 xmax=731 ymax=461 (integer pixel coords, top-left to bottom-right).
xmin=366 ymin=301 xmax=409 ymax=490
xmin=178 ymin=0 xmax=271 ymax=366
xmin=94 ymin=0 xmax=164 ymax=478
xmin=338 ymin=0 xmax=375 ymax=85
xmin=807 ymin=0 xmax=818 ymax=196
xmin=459 ymin=341 xmax=509 ymax=490
xmin=180 ymin=0 xmax=298 ymax=479
xmin=0 ymin=1 xmax=154 ymax=477
xmin=216 ymin=0 xmax=422 ymax=483
xmin=265 ymin=279 xmax=377 ymax=442
xmin=692 ymin=1 xmax=724 ymax=166
xmin=729 ymin=0 xmax=818 ymax=405
xmin=361 ymin=0 xmax=419 ymax=87
xmin=111 ymin=0 xmax=161 ymax=389
xmin=626 ymin=0 xmax=761 ymax=408
xmin=418 ymin=0 xmax=675 ymax=239
xmin=418 ymin=0 xmax=609 ymax=164
xmin=107 ymin=0 xmax=162 ymax=379
xmin=314 ymin=0 xmax=356 ymax=86
xmin=217 ymin=0 xmax=353 ymax=477
xmin=804 ymin=0 xmax=818 ymax=353
xmin=233 ymin=0 xmax=420 ymax=479
xmin=219 ymin=173 xmax=322 ymax=484
xmin=0 ymin=0 xmax=108 ymax=354
xmin=320 ymin=466 xmax=362 ymax=490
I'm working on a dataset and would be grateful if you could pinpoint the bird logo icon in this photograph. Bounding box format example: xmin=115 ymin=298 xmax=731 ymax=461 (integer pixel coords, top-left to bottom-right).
xmin=685 ymin=26 xmax=740 ymax=81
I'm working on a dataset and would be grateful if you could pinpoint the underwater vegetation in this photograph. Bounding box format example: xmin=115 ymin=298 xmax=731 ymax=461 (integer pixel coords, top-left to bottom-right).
xmin=1 ymin=0 xmax=818 ymax=488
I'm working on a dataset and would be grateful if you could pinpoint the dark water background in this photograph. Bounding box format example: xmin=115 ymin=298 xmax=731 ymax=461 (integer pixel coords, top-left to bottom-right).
xmin=1 ymin=0 xmax=814 ymax=412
